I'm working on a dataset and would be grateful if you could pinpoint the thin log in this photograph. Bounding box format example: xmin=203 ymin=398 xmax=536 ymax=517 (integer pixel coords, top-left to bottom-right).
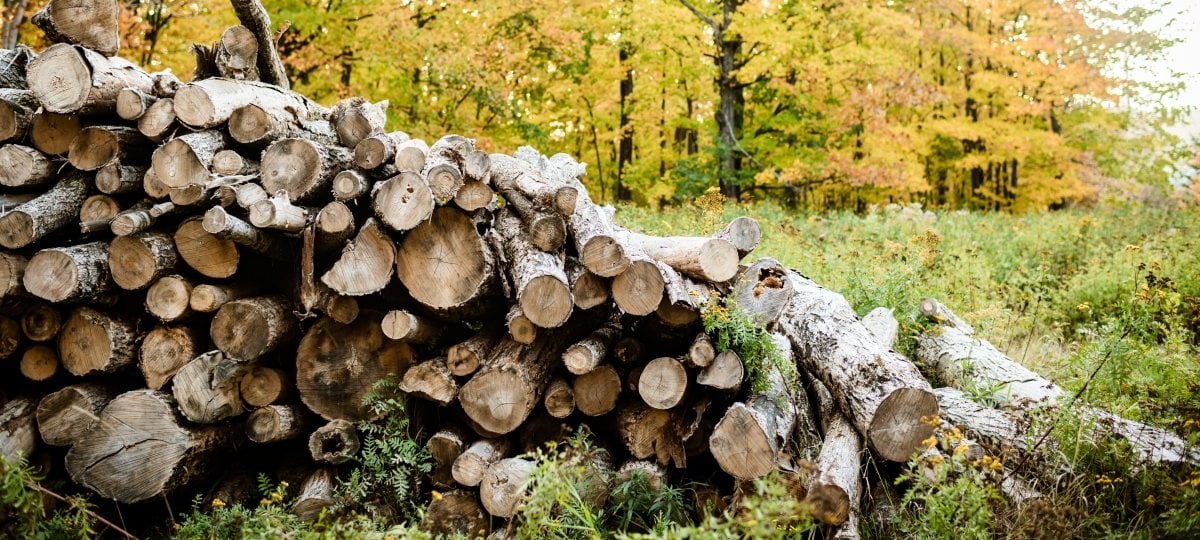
xmin=229 ymin=0 xmax=290 ymax=88
xmin=0 ymin=172 xmax=89 ymax=249
xmin=210 ymin=295 xmax=298 ymax=361
xmin=0 ymin=253 xmax=26 ymax=301
xmin=116 ymin=87 xmax=156 ymax=120
xmin=566 ymin=259 xmax=609 ymax=310
xmin=381 ymin=309 xmax=438 ymax=343
xmin=20 ymin=345 xmax=58 ymax=381
xmin=0 ymin=398 xmax=36 ymax=461
xmin=638 ymin=357 xmax=688 ymax=409
xmin=96 ymin=164 xmax=147 ymax=195
xmin=543 ymin=378 xmax=575 ymax=418
xmin=428 ymin=427 xmax=467 ymax=487
xmin=211 ymin=149 xmax=258 ymax=176
xmin=399 ymin=357 xmax=458 ymax=406
xmin=354 ymin=131 xmax=408 ymax=170
xmin=292 ymin=469 xmax=336 ymax=521
xmin=174 ymin=79 xmax=322 ymax=129
xmin=137 ymin=98 xmax=176 ymax=141
xmin=190 ymin=283 xmax=255 ymax=313
xmin=30 ymin=111 xmax=80 ymax=155
xmin=20 ymin=303 xmax=61 ymax=342
xmin=173 ymin=350 xmax=248 ymax=424
xmin=227 ymin=103 xmax=336 ymax=146
xmin=202 ymin=206 xmax=292 ymax=258
xmin=494 ymin=208 xmax=572 ymax=328
xmin=0 ymin=89 xmax=36 ymax=143
xmin=215 ymin=25 xmax=259 ymax=80
xmin=563 ymin=318 xmax=621 ymax=375
xmin=139 ymin=325 xmax=199 ymax=390
xmin=111 ymin=201 xmax=175 ymax=236
xmin=240 ymin=366 xmax=292 ymax=407
xmin=331 ymin=97 xmax=387 ymax=148
xmin=146 ymin=275 xmax=194 ymax=322
xmin=448 ymin=329 xmax=501 ymax=377
xmin=393 ymin=138 xmax=428 ymax=172
xmin=453 ymin=438 xmax=513 ymax=488
xmin=246 ymin=404 xmax=309 ymax=443
xmin=175 ymin=218 xmax=239 ymax=279
xmin=505 ymin=305 xmax=537 ymax=345
xmin=423 ymin=135 xmax=473 ymax=203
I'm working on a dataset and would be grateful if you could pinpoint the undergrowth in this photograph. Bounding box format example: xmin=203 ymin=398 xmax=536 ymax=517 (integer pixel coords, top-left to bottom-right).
xmin=700 ymin=296 xmax=795 ymax=393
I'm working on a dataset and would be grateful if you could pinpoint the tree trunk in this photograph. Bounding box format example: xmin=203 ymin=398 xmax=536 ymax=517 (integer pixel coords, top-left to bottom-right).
xmin=777 ymin=270 xmax=938 ymax=462
xmin=395 ymin=206 xmax=498 ymax=318
xmin=31 ymin=0 xmax=119 ymax=56
xmin=210 ymin=295 xmax=298 ymax=361
xmin=296 ymin=314 xmax=415 ymax=422
xmin=500 ymin=187 xmax=566 ymax=253
xmin=0 ymin=144 xmax=56 ymax=188
xmin=805 ymin=376 xmax=863 ymax=528
xmin=35 ymin=383 xmax=113 ymax=446
xmin=175 ymin=218 xmax=240 ymax=279
xmin=261 ymin=138 xmax=353 ymax=202
xmin=575 ymin=363 xmax=622 ymax=416
xmin=479 ymin=457 xmax=535 ymax=518
xmin=24 ymin=241 xmax=114 ymax=303
xmin=494 ymin=208 xmax=572 ymax=329
xmin=139 ymin=325 xmax=199 ymax=390
xmin=151 ymin=130 xmax=227 ymax=189
xmin=173 ymin=350 xmax=248 ymax=424
xmin=0 ymin=171 xmax=89 ymax=249
xmin=246 ymin=404 xmax=309 ymax=443
xmin=309 ymin=419 xmax=359 ymax=464
xmin=28 ymin=44 xmax=153 ymax=114
xmin=400 ymin=357 xmax=458 ymax=405
xmin=247 ymin=193 xmax=309 ymax=232
xmin=638 ymin=357 xmax=688 ymax=409
xmin=65 ymin=389 xmax=229 ymax=503
xmin=318 ymin=219 xmax=395 ymax=296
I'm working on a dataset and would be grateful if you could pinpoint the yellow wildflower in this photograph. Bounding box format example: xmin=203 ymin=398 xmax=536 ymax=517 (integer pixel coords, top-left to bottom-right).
xmin=953 ymin=443 xmax=970 ymax=457
xmin=921 ymin=436 xmax=938 ymax=449
xmin=431 ymin=490 xmax=444 ymax=502
xmin=1076 ymin=303 xmax=1090 ymax=313
xmin=211 ymin=498 xmax=225 ymax=509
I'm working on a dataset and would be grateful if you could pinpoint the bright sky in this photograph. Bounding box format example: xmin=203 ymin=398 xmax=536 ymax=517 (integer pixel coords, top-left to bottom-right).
xmin=1144 ymin=1 xmax=1199 ymax=139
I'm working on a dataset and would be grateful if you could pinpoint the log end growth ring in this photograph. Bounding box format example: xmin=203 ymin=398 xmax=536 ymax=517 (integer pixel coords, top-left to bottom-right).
xmin=261 ymin=138 xmax=323 ymax=199
xmin=28 ymin=44 xmax=90 ymax=114
xmin=611 ymin=260 xmax=665 ymax=316
xmin=460 ymin=372 xmax=535 ymax=436
xmin=24 ymin=249 xmax=79 ymax=302
xmin=519 ymin=275 xmax=572 ymax=329
xmin=709 ymin=403 xmax=775 ymax=480
xmin=395 ymin=207 xmax=490 ymax=310
xmin=868 ymin=386 xmax=940 ymax=462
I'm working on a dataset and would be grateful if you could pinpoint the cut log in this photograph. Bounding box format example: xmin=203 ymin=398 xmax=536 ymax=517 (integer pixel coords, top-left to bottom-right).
xmin=696 ymin=350 xmax=743 ymax=391
xmin=506 ymin=305 xmax=537 ymax=345
xmin=428 ymin=427 xmax=467 ymax=487
xmin=227 ymin=103 xmax=336 ymax=147
xmin=215 ymin=25 xmax=259 ymax=80
xmin=453 ymin=438 xmax=513 ymax=487
xmin=730 ymin=258 xmax=793 ymax=329
xmin=567 ymin=204 xmax=627 ymax=279
xmin=190 ymin=283 xmax=254 ymax=313
xmin=202 ymin=206 xmax=292 ymax=258
xmin=861 ymin=307 xmax=899 ymax=349
xmin=489 ymin=152 xmax=579 ymax=216
xmin=479 ymin=457 xmax=535 ymax=518
xmin=574 ymin=364 xmax=622 ymax=416
xmin=78 ymin=194 xmax=121 ymax=225
xmin=448 ymin=329 xmax=501 ymax=377
xmin=229 ymin=0 xmax=289 ymax=88
xmin=296 ymin=314 xmax=415 ymax=422
xmin=501 ymin=188 xmax=566 ymax=252
xmin=0 ymin=253 xmax=26 ymax=301
xmin=28 ymin=44 xmax=152 ymax=114
xmin=805 ymin=375 xmax=863 ymax=528
xmin=422 ymin=489 xmax=489 ymax=538
xmin=111 ymin=201 xmax=174 ymax=236
xmin=211 ymin=150 xmax=258 ymax=176
xmin=354 ymin=132 xmax=408 ymax=170
xmin=381 ymin=309 xmax=437 ymax=343
xmin=543 ymin=378 xmax=575 ymax=418
xmin=36 ymin=383 xmax=113 ymax=446
xmin=240 ymin=366 xmax=291 ymax=407
xmin=30 ymin=112 xmax=81 ymax=155
xmin=400 ymin=358 xmax=458 ymax=405
xmin=710 ymin=356 xmax=799 ymax=481
xmin=31 ymin=0 xmax=119 ymax=56
xmin=495 ymin=208 xmax=572 ymax=328
xmin=331 ymin=97 xmax=387 ymax=148
xmin=20 ymin=304 xmax=62 ymax=343
xmin=314 ymin=201 xmax=354 ymax=254
xmin=0 ymin=398 xmax=36 ymax=460
xmin=141 ymin=169 xmax=172 ymax=200
xmin=116 ymin=87 xmax=156 ymax=120
xmin=371 ymin=171 xmax=435 ymax=232
xmin=393 ymin=138 xmax=429 ymax=172
xmin=0 ymin=89 xmax=37 ymax=143
xmin=210 ymin=295 xmax=298 ymax=361
xmin=617 ymin=401 xmax=687 ymax=468
xmin=261 ymin=138 xmax=353 ymax=202
xmin=145 ymin=275 xmax=193 ymax=322
xmin=139 ymin=325 xmax=199 ymax=390
xmin=137 ymin=98 xmax=176 ymax=141
xmin=778 ymin=270 xmax=938 ymax=462
xmin=68 ymin=125 xmax=147 ymax=171
xmin=563 ymin=319 xmax=621 ymax=375
xmin=175 ymin=218 xmax=240 ymax=279
xmin=66 ymin=390 xmax=229 ymax=503
xmin=151 ymin=130 xmax=226 ymax=189
xmin=0 ymin=145 xmax=56 ymax=188
xmin=96 ymin=164 xmax=147 ymax=195
xmin=58 ymin=307 xmax=138 ymax=376
xmin=624 ymin=230 xmax=739 ymax=283
xmin=454 ymin=179 xmax=494 ymax=212
xmin=566 ymin=259 xmax=609 ymax=310
xmin=638 ymin=357 xmax=688 ymax=410
xmin=20 ymin=345 xmax=59 ymax=381
xmin=309 ymin=419 xmax=359 ymax=464
xmin=292 ymin=469 xmax=335 ymax=521
xmin=332 ymin=169 xmax=369 ymax=201
xmin=24 ymin=241 xmax=113 ymax=303
xmin=246 ymin=404 xmax=309 ymax=443
xmin=0 ymin=316 xmax=19 ymax=359
xmin=0 ymin=172 xmax=89 ymax=249
xmin=686 ymin=333 xmax=715 ymax=368
xmin=715 ymin=216 xmax=761 ymax=259
xmin=423 ymin=135 xmax=473 ymax=202
xmin=173 ymin=350 xmax=247 ymax=424
xmin=395 ymin=206 xmax=498 ymax=318
xmin=320 ymin=219 xmax=394 ymax=296
xmin=174 ymin=78 xmax=324 ymax=129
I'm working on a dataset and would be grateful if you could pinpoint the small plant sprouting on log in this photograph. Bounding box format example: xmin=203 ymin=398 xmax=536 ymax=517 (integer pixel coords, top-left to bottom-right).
xmin=608 ymin=469 xmax=690 ymax=533
xmin=701 ymin=296 xmax=796 ymax=393
xmin=337 ymin=375 xmax=432 ymax=522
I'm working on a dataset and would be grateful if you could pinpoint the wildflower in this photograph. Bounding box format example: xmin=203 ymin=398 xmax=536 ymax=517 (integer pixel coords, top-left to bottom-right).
xmin=211 ymin=497 xmax=225 ymax=509
xmin=1076 ymin=303 xmax=1090 ymax=313
xmin=431 ymin=490 xmax=443 ymax=502
xmin=920 ymin=414 xmax=942 ymax=428
xmin=953 ymin=443 xmax=970 ymax=457
xmin=1145 ymin=495 xmax=1156 ymax=505
xmin=1124 ymin=244 xmax=1141 ymax=252
xmin=926 ymin=455 xmax=944 ymax=467
xmin=921 ymin=436 xmax=938 ymax=449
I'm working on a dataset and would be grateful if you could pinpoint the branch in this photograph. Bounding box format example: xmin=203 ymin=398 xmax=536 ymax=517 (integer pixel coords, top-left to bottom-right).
xmin=678 ymin=0 xmax=718 ymax=33
xmin=25 ymin=480 xmax=137 ymax=539
xmin=229 ymin=0 xmax=290 ymax=89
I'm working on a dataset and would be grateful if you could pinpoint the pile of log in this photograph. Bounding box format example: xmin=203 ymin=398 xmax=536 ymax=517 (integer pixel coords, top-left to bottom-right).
xmin=0 ymin=1 xmax=1195 ymax=538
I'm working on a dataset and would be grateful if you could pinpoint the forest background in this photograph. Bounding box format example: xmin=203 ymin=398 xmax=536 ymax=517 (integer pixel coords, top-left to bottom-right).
xmin=2 ymin=0 xmax=1197 ymax=211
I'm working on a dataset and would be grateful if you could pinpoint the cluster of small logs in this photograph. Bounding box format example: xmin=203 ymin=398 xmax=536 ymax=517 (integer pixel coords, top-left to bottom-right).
xmin=1 ymin=1 xmax=1196 ymax=538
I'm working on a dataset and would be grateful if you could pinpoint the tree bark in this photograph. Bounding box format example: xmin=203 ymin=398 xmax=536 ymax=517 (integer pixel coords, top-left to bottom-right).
xmin=65 ymin=390 xmax=229 ymax=503
xmin=31 ymin=0 xmax=119 ymax=56
xmin=777 ymin=270 xmax=938 ymax=462
xmin=0 ymin=171 xmax=89 ymax=249
xmin=28 ymin=44 xmax=152 ymax=114
xmin=0 ymin=398 xmax=36 ymax=460
xmin=210 ymin=295 xmax=298 ymax=361
xmin=36 ymin=383 xmax=113 ymax=446
xmin=494 ymin=208 xmax=572 ymax=329
xmin=296 ymin=314 xmax=415 ymax=422
xmin=173 ymin=350 xmax=248 ymax=424
xmin=400 ymin=357 xmax=458 ymax=406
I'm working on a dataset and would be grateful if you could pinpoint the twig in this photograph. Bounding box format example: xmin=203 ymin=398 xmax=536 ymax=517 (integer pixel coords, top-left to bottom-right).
xmin=24 ymin=480 xmax=138 ymax=539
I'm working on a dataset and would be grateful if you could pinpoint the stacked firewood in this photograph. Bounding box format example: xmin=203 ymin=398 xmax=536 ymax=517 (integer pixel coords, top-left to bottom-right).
xmin=0 ymin=1 xmax=1195 ymax=538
